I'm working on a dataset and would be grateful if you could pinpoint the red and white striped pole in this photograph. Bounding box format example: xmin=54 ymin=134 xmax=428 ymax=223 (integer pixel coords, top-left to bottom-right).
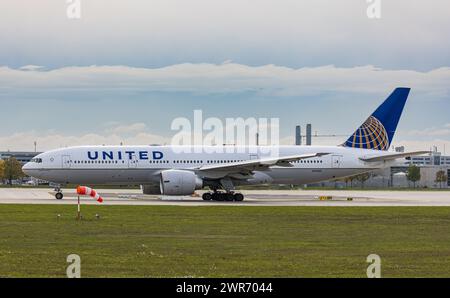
xmin=77 ymin=195 xmax=81 ymax=220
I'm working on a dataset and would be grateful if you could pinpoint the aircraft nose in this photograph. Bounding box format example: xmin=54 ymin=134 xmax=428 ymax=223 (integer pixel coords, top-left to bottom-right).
xmin=22 ymin=162 xmax=33 ymax=176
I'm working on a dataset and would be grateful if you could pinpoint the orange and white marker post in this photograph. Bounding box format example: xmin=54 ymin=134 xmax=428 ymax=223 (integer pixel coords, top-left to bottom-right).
xmin=75 ymin=186 xmax=104 ymax=220
xmin=77 ymin=195 xmax=81 ymax=220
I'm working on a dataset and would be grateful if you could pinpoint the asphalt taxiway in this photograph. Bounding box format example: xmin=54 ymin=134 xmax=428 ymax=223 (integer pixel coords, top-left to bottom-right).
xmin=1 ymin=188 xmax=450 ymax=206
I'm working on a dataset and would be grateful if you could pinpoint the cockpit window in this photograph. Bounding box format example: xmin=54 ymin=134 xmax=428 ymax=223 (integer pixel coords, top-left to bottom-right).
xmin=31 ymin=158 xmax=43 ymax=163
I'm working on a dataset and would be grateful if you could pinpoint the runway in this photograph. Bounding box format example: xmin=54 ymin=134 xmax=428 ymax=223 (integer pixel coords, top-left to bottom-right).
xmin=1 ymin=187 xmax=450 ymax=206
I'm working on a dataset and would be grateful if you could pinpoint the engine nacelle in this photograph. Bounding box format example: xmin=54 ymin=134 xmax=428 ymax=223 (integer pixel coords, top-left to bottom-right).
xmin=141 ymin=184 xmax=162 ymax=195
xmin=160 ymin=170 xmax=203 ymax=195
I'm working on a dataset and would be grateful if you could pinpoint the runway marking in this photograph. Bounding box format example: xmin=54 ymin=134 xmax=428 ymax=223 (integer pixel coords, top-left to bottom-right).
xmin=0 ymin=188 xmax=449 ymax=206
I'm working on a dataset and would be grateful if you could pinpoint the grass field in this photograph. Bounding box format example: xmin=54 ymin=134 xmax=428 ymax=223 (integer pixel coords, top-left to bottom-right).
xmin=1 ymin=204 xmax=450 ymax=277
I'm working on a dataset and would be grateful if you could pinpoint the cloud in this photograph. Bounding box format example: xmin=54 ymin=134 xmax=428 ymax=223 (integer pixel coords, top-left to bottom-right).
xmin=1 ymin=1 xmax=449 ymax=70
xmin=0 ymin=118 xmax=446 ymax=153
xmin=0 ymin=64 xmax=449 ymax=98
xmin=19 ymin=65 xmax=44 ymax=71
xmin=0 ymin=63 xmax=449 ymax=151
xmin=0 ymin=122 xmax=172 ymax=151
xmin=406 ymin=124 xmax=450 ymax=137
xmin=0 ymin=130 xmax=170 ymax=152
xmin=106 ymin=123 xmax=148 ymax=135
xmin=2 ymin=129 xmax=445 ymax=153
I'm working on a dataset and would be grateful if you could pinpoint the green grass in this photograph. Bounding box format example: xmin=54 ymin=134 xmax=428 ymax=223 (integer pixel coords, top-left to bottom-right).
xmin=1 ymin=205 xmax=450 ymax=277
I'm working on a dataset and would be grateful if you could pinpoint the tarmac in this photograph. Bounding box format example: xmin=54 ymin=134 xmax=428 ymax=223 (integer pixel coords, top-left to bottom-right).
xmin=1 ymin=187 xmax=450 ymax=206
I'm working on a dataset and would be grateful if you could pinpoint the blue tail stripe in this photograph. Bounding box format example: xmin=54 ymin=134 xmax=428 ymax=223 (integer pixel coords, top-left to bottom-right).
xmin=371 ymin=87 xmax=410 ymax=144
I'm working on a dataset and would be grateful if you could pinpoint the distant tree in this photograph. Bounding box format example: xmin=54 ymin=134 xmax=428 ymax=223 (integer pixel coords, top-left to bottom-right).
xmin=406 ymin=165 xmax=421 ymax=188
xmin=0 ymin=159 xmax=5 ymax=184
xmin=3 ymin=157 xmax=25 ymax=185
xmin=435 ymin=170 xmax=448 ymax=189
xmin=355 ymin=173 xmax=371 ymax=189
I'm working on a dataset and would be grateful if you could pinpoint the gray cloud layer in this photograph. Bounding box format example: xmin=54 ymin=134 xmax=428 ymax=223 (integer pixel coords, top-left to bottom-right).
xmin=1 ymin=64 xmax=449 ymax=97
xmin=1 ymin=0 xmax=449 ymax=69
xmin=0 ymin=63 xmax=449 ymax=152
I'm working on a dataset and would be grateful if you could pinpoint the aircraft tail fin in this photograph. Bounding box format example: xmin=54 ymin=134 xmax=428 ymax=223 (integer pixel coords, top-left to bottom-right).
xmin=342 ymin=87 xmax=410 ymax=151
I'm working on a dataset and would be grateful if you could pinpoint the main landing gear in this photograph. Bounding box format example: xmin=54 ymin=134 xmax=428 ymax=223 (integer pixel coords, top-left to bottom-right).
xmin=202 ymin=191 xmax=244 ymax=202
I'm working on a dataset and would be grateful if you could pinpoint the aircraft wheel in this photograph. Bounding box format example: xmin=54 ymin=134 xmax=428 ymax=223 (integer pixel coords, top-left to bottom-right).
xmin=225 ymin=193 xmax=234 ymax=201
xmin=55 ymin=192 xmax=64 ymax=200
xmin=215 ymin=193 xmax=225 ymax=201
xmin=234 ymin=193 xmax=244 ymax=201
xmin=202 ymin=192 xmax=212 ymax=201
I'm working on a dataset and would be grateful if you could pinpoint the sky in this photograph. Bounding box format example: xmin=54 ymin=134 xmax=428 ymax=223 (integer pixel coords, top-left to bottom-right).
xmin=0 ymin=0 xmax=449 ymax=152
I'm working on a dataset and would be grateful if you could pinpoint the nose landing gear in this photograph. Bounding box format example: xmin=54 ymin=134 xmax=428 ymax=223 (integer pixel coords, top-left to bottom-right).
xmin=54 ymin=186 xmax=63 ymax=200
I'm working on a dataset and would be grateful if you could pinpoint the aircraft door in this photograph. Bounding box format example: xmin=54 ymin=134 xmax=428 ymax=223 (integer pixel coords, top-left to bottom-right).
xmin=62 ymin=155 xmax=71 ymax=168
xmin=331 ymin=155 xmax=343 ymax=168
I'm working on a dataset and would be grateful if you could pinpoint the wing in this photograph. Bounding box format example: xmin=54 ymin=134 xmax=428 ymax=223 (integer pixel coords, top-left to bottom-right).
xmin=359 ymin=151 xmax=429 ymax=162
xmin=194 ymin=153 xmax=330 ymax=177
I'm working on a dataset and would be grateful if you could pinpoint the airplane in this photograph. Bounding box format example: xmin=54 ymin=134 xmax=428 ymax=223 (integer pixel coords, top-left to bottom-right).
xmin=23 ymin=87 xmax=427 ymax=201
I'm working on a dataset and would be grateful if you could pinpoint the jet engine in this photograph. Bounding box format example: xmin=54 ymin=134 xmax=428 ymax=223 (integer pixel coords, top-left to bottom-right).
xmin=160 ymin=170 xmax=203 ymax=195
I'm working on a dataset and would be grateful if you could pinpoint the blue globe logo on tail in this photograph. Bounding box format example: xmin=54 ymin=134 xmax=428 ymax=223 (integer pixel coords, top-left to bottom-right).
xmin=344 ymin=116 xmax=389 ymax=150
xmin=342 ymin=87 xmax=411 ymax=151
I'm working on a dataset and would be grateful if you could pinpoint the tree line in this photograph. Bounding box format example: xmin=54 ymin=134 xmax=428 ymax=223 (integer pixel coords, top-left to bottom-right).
xmin=0 ymin=157 xmax=26 ymax=185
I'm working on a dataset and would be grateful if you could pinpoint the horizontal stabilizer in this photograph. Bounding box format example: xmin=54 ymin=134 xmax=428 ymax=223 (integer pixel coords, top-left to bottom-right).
xmin=359 ymin=151 xmax=429 ymax=162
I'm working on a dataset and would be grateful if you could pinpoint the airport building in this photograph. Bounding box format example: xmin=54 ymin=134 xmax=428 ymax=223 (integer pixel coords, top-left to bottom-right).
xmin=0 ymin=151 xmax=41 ymax=165
xmin=391 ymin=148 xmax=450 ymax=188
xmin=0 ymin=151 xmax=44 ymax=185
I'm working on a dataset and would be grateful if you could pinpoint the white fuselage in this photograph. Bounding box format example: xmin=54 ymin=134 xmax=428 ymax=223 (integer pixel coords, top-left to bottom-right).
xmin=23 ymin=145 xmax=391 ymax=186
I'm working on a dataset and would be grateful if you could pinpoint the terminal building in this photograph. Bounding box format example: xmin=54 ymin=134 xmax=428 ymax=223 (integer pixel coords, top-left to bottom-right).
xmin=389 ymin=148 xmax=450 ymax=188
xmin=0 ymin=151 xmax=43 ymax=185
xmin=0 ymin=151 xmax=41 ymax=164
